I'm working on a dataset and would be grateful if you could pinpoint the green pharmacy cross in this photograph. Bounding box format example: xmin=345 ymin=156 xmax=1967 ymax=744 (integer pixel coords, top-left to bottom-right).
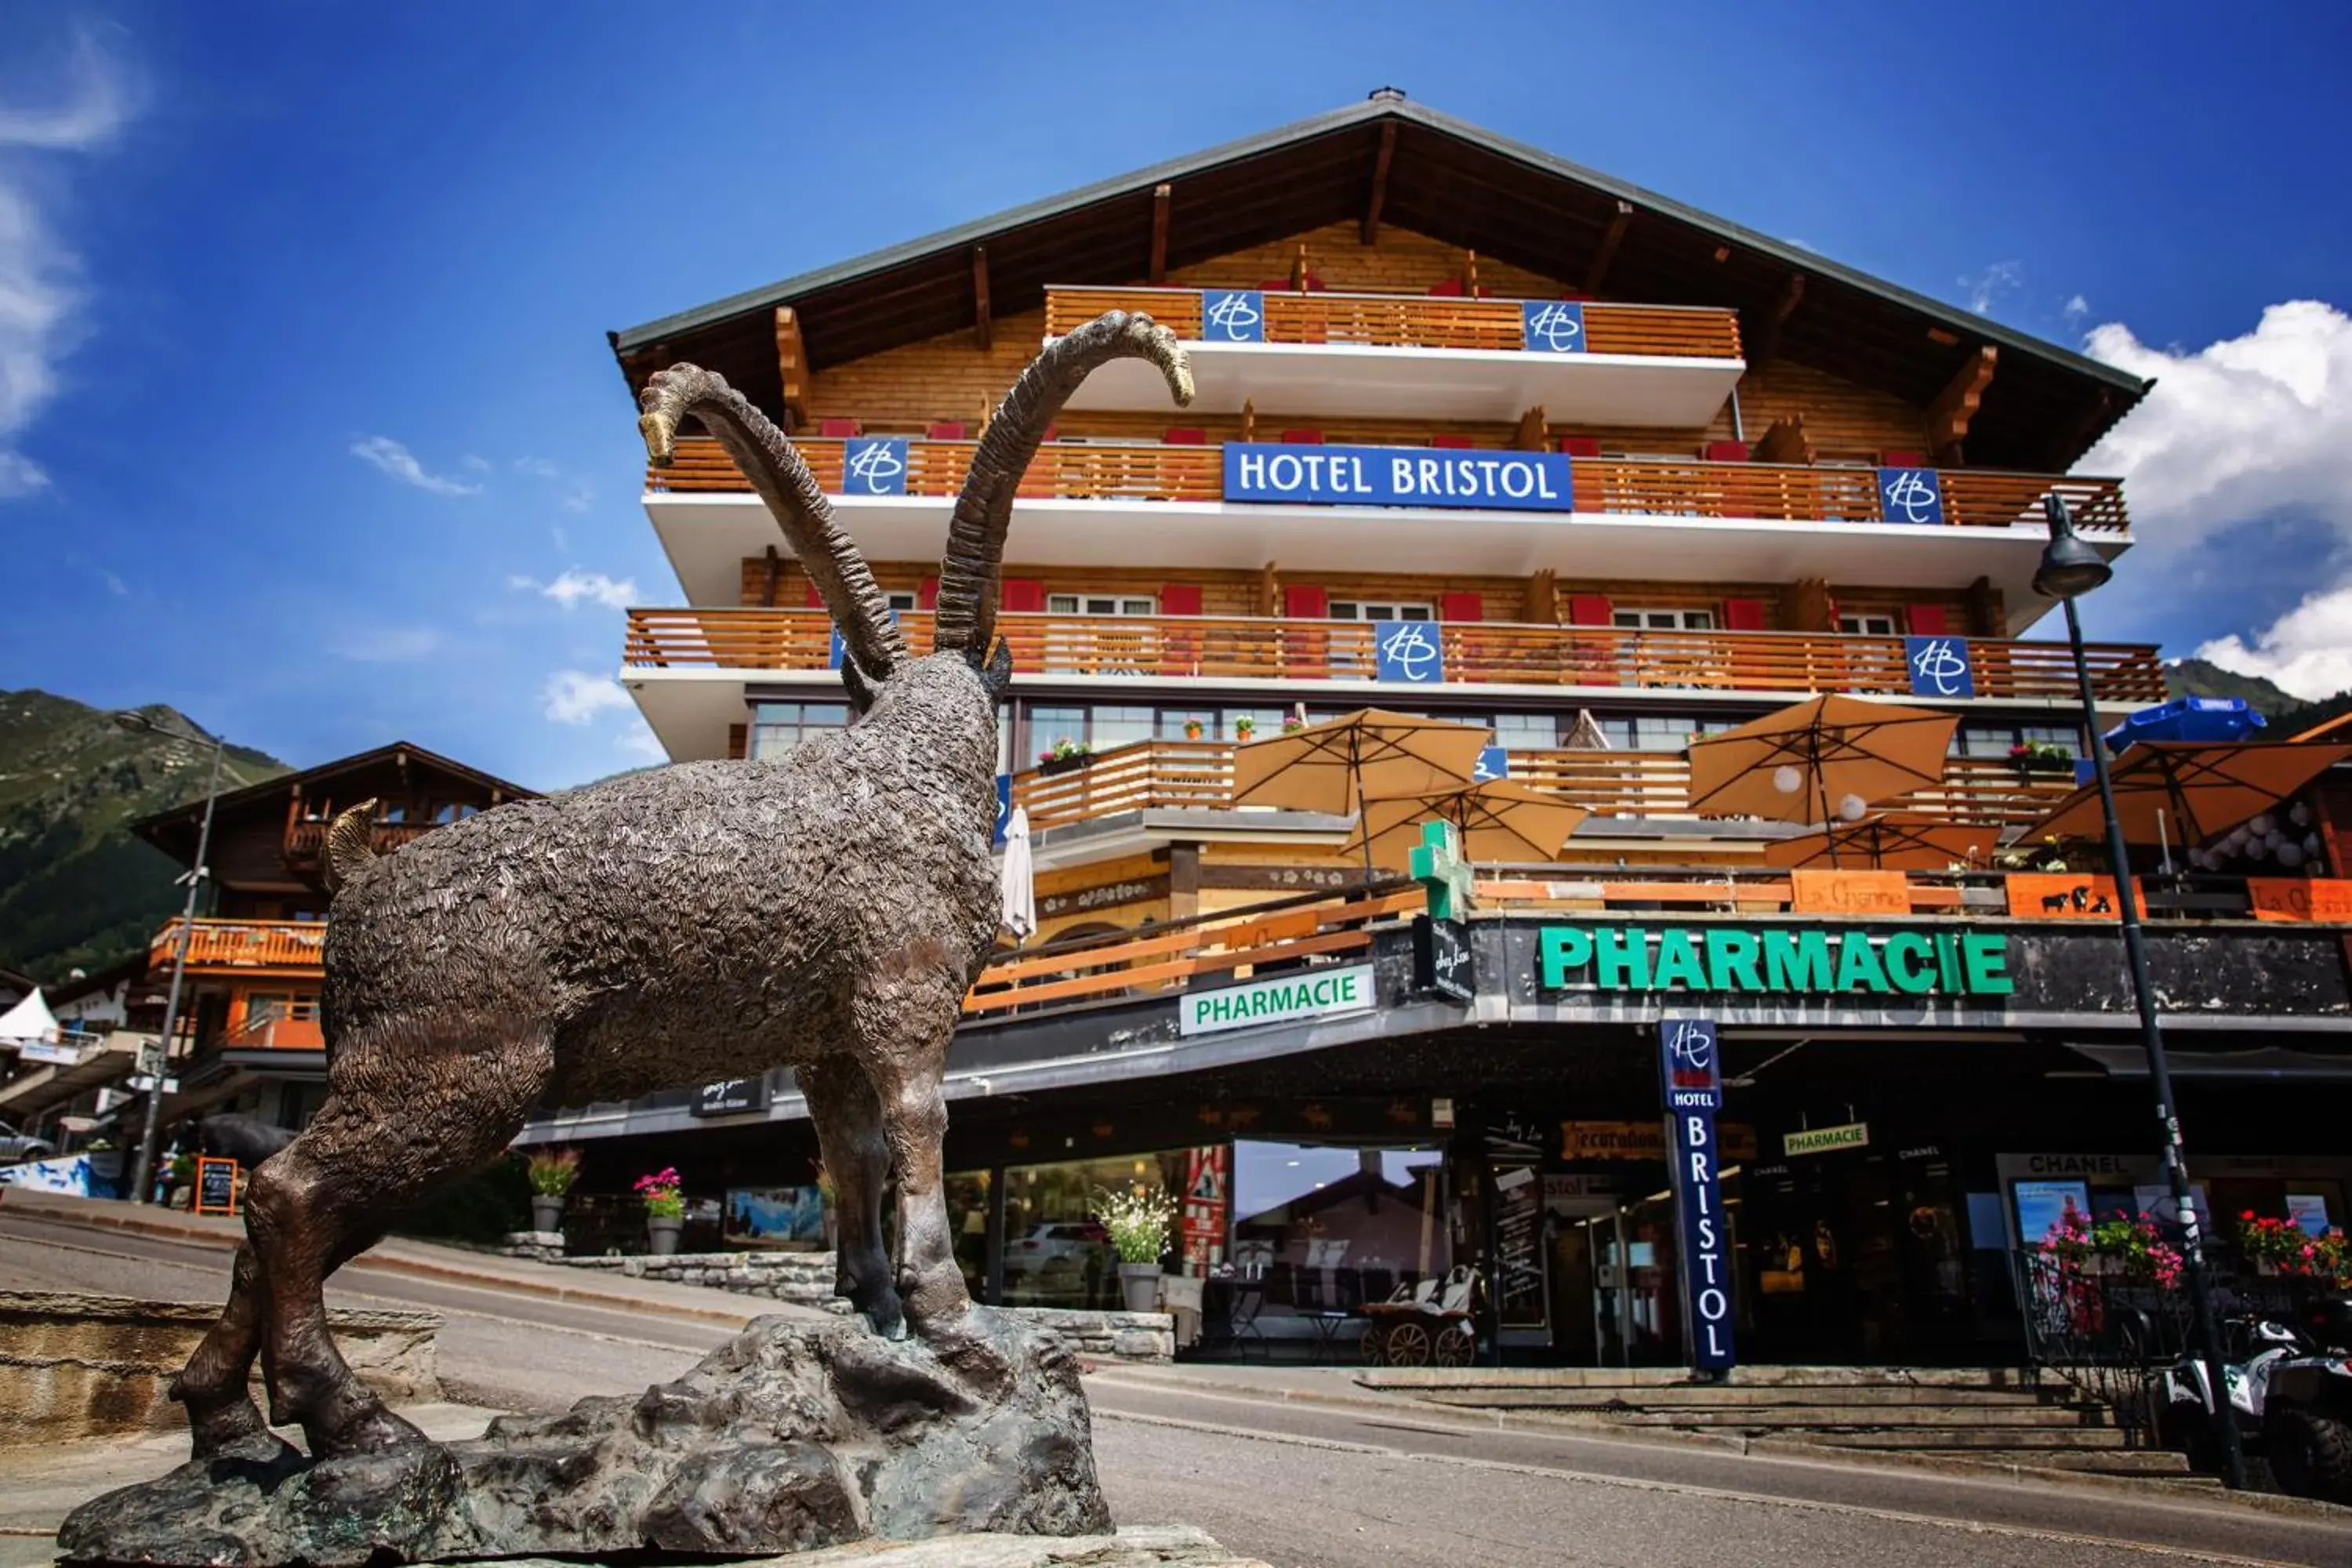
xmin=1410 ymin=819 xmax=1475 ymax=920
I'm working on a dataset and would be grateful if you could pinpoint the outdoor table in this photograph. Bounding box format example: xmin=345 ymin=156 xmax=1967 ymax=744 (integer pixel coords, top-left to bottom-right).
xmin=1302 ymin=1308 xmax=1356 ymax=1363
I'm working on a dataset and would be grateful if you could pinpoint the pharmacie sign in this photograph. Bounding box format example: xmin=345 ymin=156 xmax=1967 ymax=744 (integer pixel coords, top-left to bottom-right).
xmin=1180 ymin=964 xmax=1375 ymax=1037
xmin=1537 ymin=925 xmax=2013 ymax=997
xmin=1225 ymin=442 xmax=1574 ymax=513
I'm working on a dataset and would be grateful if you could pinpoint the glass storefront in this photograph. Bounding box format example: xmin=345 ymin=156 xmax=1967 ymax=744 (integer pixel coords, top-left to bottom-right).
xmin=1229 ymin=1142 xmax=1450 ymax=1327
xmin=1002 ymin=1149 xmax=1189 ymax=1311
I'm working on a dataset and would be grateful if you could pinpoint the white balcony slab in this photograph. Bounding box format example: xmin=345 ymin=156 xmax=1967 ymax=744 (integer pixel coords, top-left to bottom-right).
xmin=1051 ymin=336 xmax=1745 ymax=426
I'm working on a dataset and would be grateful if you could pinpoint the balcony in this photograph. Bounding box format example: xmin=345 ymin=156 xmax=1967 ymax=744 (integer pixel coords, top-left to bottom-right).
xmin=622 ymin=607 xmax=2165 ymax=759
xmin=282 ymin=818 xmax=434 ymax=871
xmin=1003 ymin=739 xmax=2084 ymax=835
xmin=641 ymin=436 xmax=2128 ymax=616
xmin=1040 ymin=285 xmax=1745 ymax=424
xmin=150 ymin=918 xmax=326 ymax=978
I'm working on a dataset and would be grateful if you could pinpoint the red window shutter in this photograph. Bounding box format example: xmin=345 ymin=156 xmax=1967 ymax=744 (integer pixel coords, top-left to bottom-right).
xmin=1906 ymin=604 xmax=1949 ymax=635
xmin=1000 ymin=579 xmax=1047 ymax=614
xmin=917 ymin=577 xmax=939 ymax=609
xmin=1439 ymin=592 xmax=1483 ymax=622
xmin=1722 ymin=597 xmax=1768 ymax=631
xmin=805 ymin=583 xmax=825 ymax=609
xmin=1567 ymin=594 xmax=1613 ymax=627
xmin=1160 ymin=583 xmax=1203 ymax=616
xmin=1283 ymin=584 xmax=1329 ymax=619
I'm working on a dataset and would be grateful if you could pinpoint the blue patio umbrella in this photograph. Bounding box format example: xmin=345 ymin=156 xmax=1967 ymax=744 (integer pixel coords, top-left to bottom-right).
xmin=2103 ymin=696 xmax=2267 ymax=755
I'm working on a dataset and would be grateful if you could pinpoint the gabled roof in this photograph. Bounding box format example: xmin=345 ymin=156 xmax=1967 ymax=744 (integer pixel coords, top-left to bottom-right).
xmin=609 ymin=94 xmax=2148 ymax=471
xmin=132 ymin=742 xmax=537 ymax=865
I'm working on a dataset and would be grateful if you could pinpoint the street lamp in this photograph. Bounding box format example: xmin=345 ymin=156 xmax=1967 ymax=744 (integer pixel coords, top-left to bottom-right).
xmin=2034 ymin=496 xmax=2248 ymax=1490
xmin=113 ymin=709 xmax=226 ymax=1208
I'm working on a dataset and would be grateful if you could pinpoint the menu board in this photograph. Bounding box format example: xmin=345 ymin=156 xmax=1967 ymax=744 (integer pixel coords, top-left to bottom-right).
xmin=195 ymin=1156 xmax=238 ymax=1216
xmin=1491 ymin=1164 xmax=1547 ymax=1330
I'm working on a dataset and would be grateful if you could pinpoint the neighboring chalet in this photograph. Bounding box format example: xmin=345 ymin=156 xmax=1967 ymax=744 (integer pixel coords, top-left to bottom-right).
xmin=129 ymin=742 xmax=534 ymax=1131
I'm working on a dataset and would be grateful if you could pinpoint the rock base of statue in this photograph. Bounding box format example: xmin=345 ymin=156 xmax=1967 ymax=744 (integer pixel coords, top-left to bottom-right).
xmin=57 ymin=1306 xmax=1109 ymax=1566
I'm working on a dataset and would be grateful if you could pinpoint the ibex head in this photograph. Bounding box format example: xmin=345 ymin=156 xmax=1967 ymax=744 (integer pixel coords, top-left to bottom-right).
xmin=640 ymin=314 xmax=1189 ymax=721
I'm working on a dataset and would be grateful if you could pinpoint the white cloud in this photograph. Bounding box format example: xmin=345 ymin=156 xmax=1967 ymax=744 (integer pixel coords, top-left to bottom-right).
xmin=2195 ymin=585 xmax=2352 ymax=702
xmin=100 ymin=567 xmax=125 ymax=596
xmin=616 ymin=720 xmax=666 ymax=761
xmin=350 ymin=435 xmax=481 ymax=496
xmin=461 ymin=453 xmax=491 ymax=472
xmin=1959 ymin=260 xmax=2021 ymax=316
xmin=0 ymin=34 xmax=134 ymax=496
xmin=512 ymin=456 xmax=558 ymax=478
xmin=510 ymin=568 xmax=637 ymax=610
xmin=332 ymin=625 xmax=441 ymax=662
xmin=2063 ymin=294 xmax=2089 ymax=321
xmin=543 ymin=670 xmax=632 ymax=724
xmin=561 ymin=481 xmax=594 ymax=514
xmin=2082 ymin=300 xmax=2352 ymax=546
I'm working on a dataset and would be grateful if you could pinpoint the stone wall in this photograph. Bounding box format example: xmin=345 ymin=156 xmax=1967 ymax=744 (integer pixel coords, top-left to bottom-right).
xmin=0 ymin=1290 xmax=439 ymax=1446
xmin=529 ymin=1250 xmax=1174 ymax=1363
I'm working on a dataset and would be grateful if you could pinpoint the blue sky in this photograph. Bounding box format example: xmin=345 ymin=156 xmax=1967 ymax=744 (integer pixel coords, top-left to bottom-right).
xmin=2 ymin=3 xmax=2348 ymax=786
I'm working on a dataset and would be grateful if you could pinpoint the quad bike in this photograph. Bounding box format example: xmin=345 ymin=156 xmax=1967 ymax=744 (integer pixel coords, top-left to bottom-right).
xmin=2154 ymin=1295 xmax=2352 ymax=1502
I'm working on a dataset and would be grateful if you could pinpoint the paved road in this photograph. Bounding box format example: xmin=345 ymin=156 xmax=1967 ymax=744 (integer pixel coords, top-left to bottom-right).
xmin=6 ymin=1213 xmax=2346 ymax=1566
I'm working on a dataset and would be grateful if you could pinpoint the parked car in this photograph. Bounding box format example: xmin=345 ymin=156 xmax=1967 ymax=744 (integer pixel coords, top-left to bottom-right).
xmin=0 ymin=1119 xmax=56 ymax=1163
xmin=1010 ymin=1220 xmax=1111 ymax=1265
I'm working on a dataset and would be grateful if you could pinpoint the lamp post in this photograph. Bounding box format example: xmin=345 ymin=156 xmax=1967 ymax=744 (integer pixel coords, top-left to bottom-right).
xmin=113 ymin=710 xmax=226 ymax=1207
xmin=2034 ymin=496 xmax=2247 ymax=1490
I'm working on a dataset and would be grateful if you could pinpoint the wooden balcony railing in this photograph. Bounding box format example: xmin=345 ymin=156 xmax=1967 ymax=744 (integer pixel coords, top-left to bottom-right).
xmin=624 ymin=608 xmax=2167 ymax=706
xmin=1005 ymin=739 xmax=2084 ymax=834
xmin=150 ymin=918 xmax=327 ymax=975
xmin=642 ymin=436 xmax=2129 ymax=535
xmin=282 ymin=819 xmax=434 ymax=866
xmin=1041 ymin=285 xmax=1745 ymax=360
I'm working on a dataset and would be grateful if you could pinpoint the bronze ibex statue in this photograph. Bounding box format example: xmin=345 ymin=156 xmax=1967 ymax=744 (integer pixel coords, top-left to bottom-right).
xmin=171 ymin=314 xmax=1193 ymax=1461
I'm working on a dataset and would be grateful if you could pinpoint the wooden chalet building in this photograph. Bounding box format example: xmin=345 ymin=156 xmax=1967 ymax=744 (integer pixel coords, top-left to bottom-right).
xmin=537 ymin=95 xmax=2352 ymax=1374
xmin=129 ymin=742 xmax=533 ymax=1132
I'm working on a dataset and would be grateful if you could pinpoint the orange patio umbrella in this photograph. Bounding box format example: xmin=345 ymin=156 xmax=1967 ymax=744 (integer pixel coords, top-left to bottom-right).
xmin=2022 ymin=741 xmax=2352 ymax=848
xmin=1232 ymin=709 xmax=1490 ymax=874
xmin=1686 ymin=694 xmax=1959 ymax=827
xmin=1762 ymin=811 xmax=1997 ymax=872
xmin=1348 ymin=780 xmax=1591 ymax=872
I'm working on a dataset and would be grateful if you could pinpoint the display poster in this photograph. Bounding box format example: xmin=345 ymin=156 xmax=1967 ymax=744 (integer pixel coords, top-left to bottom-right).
xmin=724 ymin=1185 xmax=826 ymax=1246
xmin=1180 ymin=1145 xmax=1231 ymax=1275
xmin=1491 ymin=1164 xmax=1547 ymax=1330
xmin=2013 ymin=1179 xmax=2089 ymax=1247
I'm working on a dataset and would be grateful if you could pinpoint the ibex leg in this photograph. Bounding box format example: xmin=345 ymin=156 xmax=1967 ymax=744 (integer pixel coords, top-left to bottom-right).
xmin=170 ymin=1240 xmax=278 ymax=1460
xmin=869 ymin=1048 xmax=967 ymax=1330
xmin=248 ymin=1012 xmax=554 ymax=1458
xmin=798 ymin=1056 xmax=902 ymax=1337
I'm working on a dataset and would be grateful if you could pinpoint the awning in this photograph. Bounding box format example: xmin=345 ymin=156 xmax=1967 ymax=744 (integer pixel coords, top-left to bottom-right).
xmin=2060 ymin=1041 xmax=2352 ymax=1082
xmin=0 ymin=1036 xmax=143 ymax=1118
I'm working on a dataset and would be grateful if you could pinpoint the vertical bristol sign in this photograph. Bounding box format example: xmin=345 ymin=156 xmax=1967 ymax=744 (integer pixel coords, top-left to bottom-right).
xmin=1659 ymin=1018 xmax=1737 ymax=1374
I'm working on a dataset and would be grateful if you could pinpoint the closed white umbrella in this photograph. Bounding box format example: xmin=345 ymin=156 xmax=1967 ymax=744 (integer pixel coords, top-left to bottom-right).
xmin=1000 ymin=804 xmax=1036 ymax=945
xmin=0 ymin=988 xmax=59 ymax=1044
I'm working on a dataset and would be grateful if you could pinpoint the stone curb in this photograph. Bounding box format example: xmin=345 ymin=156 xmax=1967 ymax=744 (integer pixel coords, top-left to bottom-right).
xmin=1080 ymin=1364 xmax=2352 ymax=1524
xmin=1 ymin=1200 xmax=763 ymax=1330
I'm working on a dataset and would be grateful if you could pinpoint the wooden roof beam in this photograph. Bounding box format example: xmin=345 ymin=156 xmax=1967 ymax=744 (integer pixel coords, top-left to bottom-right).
xmin=1582 ymin=200 xmax=1632 ymax=295
xmin=1928 ymin=345 xmax=1998 ymax=465
xmin=971 ymin=245 xmax=993 ymax=352
xmin=1149 ymin=183 xmax=1171 ymax=285
xmin=1751 ymin=273 xmax=1805 ymax=362
xmin=772 ymin=309 xmax=808 ymax=430
xmin=1360 ymin=122 xmax=1397 ymax=245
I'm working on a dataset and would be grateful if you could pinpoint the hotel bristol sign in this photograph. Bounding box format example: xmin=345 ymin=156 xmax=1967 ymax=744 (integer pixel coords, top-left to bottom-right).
xmin=1660 ymin=1018 xmax=1735 ymax=1372
xmin=1225 ymin=442 xmax=1575 ymax=513
xmin=1539 ymin=924 xmax=2015 ymax=996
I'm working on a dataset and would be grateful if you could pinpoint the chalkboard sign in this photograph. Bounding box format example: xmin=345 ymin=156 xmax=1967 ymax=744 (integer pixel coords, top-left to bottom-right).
xmin=194 ymin=1156 xmax=239 ymax=1216
xmin=1490 ymin=1164 xmax=1548 ymax=1330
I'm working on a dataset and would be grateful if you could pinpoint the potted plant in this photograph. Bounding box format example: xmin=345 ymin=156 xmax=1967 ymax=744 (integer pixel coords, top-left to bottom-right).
xmin=1233 ymin=717 xmax=1256 ymax=742
xmin=1036 ymin=737 xmax=1093 ymax=776
xmin=2010 ymin=740 xmax=2074 ymax=776
xmin=2239 ymin=1210 xmax=2352 ymax=1285
xmin=1182 ymin=718 xmax=1204 ymax=741
xmin=635 ymin=1167 xmax=686 ymax=1255
xmin=524 ymin=1147 xmax=580 ymax=1234
xmin=1096 ymin=1185 xmax=1179 ymax=1312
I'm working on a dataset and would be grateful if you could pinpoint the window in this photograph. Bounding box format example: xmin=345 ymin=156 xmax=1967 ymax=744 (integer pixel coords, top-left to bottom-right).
xmin=1598 ymin=713 xmax=1713 ymax=751
xmin=1838 ymin=612 xmax=1899 ymax=637
xmin=431 ymin=801 xmax=483 ymax=824
xmin=1160 ymin=710 xmax=1217 ymax=741
xmin=1029 ymin=706 xmax=1085 ymax=759
xmin=1613 ymin=608 xmax=1714 ymax=631
xmin=885 ymin=590 xmax=920 ymax=612
xmin=1330 ymin=600 xmax=1432 ymax=622
xmin=1232 ymin=1142 xmax=1450 ymax=1320
xmin=1490 ymin=713 xmax=1559 ymax=750
xmin=1047 ymin=593 xmax=1156 ymax=616
xmin=1955 ymin=722 xmax=2084 ymax=759
xmin=1090 ymin=706 xmax=1154 ymax=752
xmin=750 ymin=701 xmax=849 ymax=760
xmin=378 ymin=802 xmax=408 ymax=823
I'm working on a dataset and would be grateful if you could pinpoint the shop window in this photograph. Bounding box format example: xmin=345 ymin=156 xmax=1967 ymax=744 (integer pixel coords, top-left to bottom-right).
xmin=750 ymin=701 xmax=849 ymax=760
xmin=1613 ymin=608 xmax=1715 ymax=632
xmin=1838 ymin=612 xmax=1899 ymax=637
xmin=1330 ymin=600 xmax=1432 ymax=622
xmin=1003 ymin=1149 xmax=1191 ymax=1311
xmin=1230 ymin=1142 xmax=1449 ymax=1326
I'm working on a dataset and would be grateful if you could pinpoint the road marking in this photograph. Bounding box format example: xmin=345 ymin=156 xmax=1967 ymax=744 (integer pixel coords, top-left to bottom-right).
xmin=1094 ymin=1409 xmax=2310 ymax=1566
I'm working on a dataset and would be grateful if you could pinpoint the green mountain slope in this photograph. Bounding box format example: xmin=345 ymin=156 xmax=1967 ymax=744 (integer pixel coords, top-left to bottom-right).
xmin=2163 ymin=659 xmax=2303 ymax=715
xmin=0 ymin=690 xmax=287 ymax=984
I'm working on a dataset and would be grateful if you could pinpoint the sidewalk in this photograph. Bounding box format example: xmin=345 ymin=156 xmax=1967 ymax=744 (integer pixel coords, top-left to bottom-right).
xmin=0 ymin=1188 xmax=773 ymax=1328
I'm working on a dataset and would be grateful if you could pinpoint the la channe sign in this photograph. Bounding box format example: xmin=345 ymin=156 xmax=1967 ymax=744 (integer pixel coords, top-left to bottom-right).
xmin=1538 ymin=926 xmax=2013 ymax=997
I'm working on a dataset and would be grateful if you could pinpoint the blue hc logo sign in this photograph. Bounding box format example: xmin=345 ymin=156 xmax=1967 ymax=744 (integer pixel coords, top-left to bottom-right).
xmin=1878 ymin=467 xmax=1945 ymax=526
xmin=1200 ymin=289 xmax=1265 ymax=343
xmin=1473 ymin=746 xmax=1510 ymax=782
xmin=844 ymin=437 xmax=908 ymax=496
xmin=993 ymin=775 xmax=1012 ymax=845
xmin=1906 ymin=636 xmax=1974 ymax=699
xmin=1522 ymin=300 xmax=1587 ymax=354
xmin=1372 ymin=619 xmax=1444 ymax=684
